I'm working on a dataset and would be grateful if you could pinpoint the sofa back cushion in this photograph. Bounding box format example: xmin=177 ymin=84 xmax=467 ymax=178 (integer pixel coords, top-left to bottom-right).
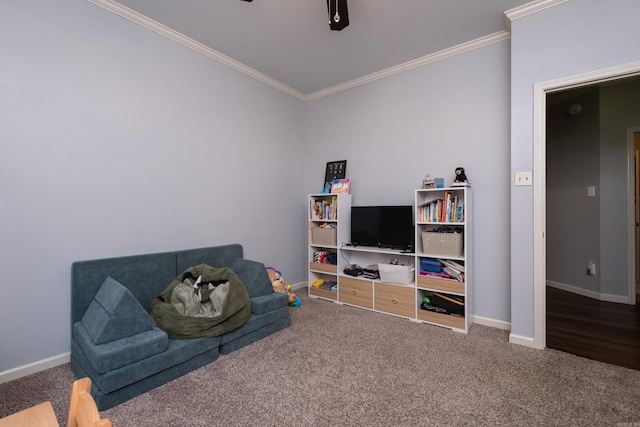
xmin=71 ymin=251 xmax=176 ymax=327
xmin=175 ymin=244 xmax=244 ymax=273
xmin=82 ymin=277 xmax=157 ymax=344
xmin=71 ymin=245 xmax=248 ymax=336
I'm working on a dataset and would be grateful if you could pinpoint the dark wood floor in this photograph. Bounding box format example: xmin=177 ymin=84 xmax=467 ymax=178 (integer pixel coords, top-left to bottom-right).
xmin=546 ymin=286 xmax=640 ymax=370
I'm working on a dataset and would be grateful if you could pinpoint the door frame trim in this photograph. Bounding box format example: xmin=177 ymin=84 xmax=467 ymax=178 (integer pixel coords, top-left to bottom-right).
xmin=627 ymin=127 xmax=640 ymax=305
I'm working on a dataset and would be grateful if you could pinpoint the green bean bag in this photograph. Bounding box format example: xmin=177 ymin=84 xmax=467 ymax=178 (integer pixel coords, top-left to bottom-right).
xmin=150 ymin=264 xmax=251 ymax=339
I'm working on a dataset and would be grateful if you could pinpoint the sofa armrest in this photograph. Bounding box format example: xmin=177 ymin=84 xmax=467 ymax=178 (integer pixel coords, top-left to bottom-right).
xmin=250 ymin=293 xmax=289 ymax=315
xmin=73 ymin=322 xmax=168 ymax=373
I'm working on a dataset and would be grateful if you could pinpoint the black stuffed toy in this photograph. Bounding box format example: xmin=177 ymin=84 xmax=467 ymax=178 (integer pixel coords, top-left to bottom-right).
xmin=453 ymin=167 xmax=469 ymax=185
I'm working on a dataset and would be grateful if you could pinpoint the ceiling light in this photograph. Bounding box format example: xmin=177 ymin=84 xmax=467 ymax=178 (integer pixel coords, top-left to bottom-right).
xmin=327 ymin=0 xmax=349 ymax=31
xmin=241 ymin=0 xmax=349 ymax=31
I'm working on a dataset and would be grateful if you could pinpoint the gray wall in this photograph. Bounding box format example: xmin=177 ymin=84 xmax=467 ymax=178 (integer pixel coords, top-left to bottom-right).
xmin=0 ymin=0 xmax=305 ymax=372
xmin=305 ymin=40 xmax=512 ymax=324
xmin=510 ymin=0 xmax=640 ymax=338
xmin=546 ymin=89 xmax=601 ymax=293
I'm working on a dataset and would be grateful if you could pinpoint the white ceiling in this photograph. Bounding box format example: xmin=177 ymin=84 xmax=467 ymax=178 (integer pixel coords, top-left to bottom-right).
xmin=94 ymin=0 xmax=535 ymax=98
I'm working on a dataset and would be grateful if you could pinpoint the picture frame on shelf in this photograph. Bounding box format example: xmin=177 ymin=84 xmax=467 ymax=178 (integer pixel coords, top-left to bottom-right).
xmin=323 ymin=160 xmax=347 ymax=193
xmin=331 ymin=178 xmax=351 ymax=194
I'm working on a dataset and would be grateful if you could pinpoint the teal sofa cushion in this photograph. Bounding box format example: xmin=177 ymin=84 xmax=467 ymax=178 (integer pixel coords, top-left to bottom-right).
xmin=72 ymin=334 xmax=219 ymax=394
xmin=250 ymin=292 xmax=289 ymax=315
xmin=82 ymin=277 xmax=156 ymax=344
xmin=70 ymin=244 xmax=292 ymax=410
xmin=229 ymin=258 xmax=274 ymax=298
xmin=74 ymin=322 xmax=168 ymax=373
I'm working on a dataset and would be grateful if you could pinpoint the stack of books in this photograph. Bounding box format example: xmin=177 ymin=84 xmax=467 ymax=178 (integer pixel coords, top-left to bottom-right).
xmin=419 ymin=258 xmax=465 ymax=282
xmin=362 ymin=264 xmax=380 ymax=279
xmin=318 ymin=280 xmax=338 ymax=292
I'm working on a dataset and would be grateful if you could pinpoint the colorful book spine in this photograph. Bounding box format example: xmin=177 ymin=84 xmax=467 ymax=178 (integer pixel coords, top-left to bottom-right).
xmin=310 ymin=196 xmax=339 ymax=220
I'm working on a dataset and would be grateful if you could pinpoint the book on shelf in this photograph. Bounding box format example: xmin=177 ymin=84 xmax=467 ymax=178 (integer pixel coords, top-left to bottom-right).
xmin=443 ymin=267 xmax=464 ymax=282
xmin=419 ymin=271 xmax=451 ymax=279
xmin=330 ymin=178 xmax=350 ymax=194
xmin=418 ymin=192 xmax=464 ymax=223
xmin=438 ymin=258 xmax=465 ymax=273
xmin=310 ymin=196 xmax=338 ymax=220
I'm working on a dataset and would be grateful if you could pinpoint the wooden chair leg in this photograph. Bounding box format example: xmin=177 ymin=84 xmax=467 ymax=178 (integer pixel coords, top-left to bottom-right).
xmin=68 ymin=378 xmax=112 ymax=427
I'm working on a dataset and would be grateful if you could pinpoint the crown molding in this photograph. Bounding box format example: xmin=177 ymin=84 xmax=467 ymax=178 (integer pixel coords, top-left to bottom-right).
xmin=504 ymin=0 xmax=569 ymax=30
xmin=89 ymin=0 xmax=524 ymax=102
xmin=305 ymin=31 xmax=511 ymax=101
xmin=87 ymin=0 xmax=307 ymax=101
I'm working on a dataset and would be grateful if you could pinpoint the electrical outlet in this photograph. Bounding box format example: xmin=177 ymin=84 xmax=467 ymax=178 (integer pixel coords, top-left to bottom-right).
xmin=586 ymin=260 xmax=596 ymax=276
xmin=515 ymin=171 xmax=532 ymax=186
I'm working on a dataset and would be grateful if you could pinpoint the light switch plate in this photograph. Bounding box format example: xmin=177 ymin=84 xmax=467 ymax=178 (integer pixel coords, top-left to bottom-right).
xmin=515 ymin=171 xmax=532 ymax=186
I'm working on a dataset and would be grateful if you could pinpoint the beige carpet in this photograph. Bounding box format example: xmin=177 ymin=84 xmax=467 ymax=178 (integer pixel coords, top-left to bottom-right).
xmin=2 ymin=290 xmax=640 ymax=426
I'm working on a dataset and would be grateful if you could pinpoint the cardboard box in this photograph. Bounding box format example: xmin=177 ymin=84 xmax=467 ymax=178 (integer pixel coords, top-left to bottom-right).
xmin=311 ymin=228 xmax=337 ymax=246
xmin=378 ymin=263 xmax=415 ymax=285
xmin=421 ymin=232 xmax=463 ymax=257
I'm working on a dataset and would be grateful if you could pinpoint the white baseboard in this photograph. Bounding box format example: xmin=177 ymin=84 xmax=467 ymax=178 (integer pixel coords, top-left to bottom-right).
xmin=546 ymin=280 xmax=631 ymax=304
xmin=0 ymin=352 xmax=70 ymax=385
xmin=509 ymin=333 xmax=537 ymax=348
xmin=474 ymin=315 xmax=511 ymax=331
xmin=291 ymin=281 xmax=307 ymax=291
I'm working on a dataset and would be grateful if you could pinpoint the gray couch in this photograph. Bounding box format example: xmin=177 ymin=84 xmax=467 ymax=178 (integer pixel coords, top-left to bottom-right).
xmin=70 ymin=244 xmax=290 ymax=410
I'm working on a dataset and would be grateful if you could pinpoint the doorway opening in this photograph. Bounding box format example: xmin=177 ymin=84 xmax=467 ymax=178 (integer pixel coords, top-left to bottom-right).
xmin=542 ymin=74 xmax=640 ymax=370
xmin=532 ymin=61 xmax=640 ymax=356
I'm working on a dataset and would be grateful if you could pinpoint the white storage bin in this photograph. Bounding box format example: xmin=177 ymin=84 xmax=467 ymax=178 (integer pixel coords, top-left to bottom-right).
xmin=378 ymin=263 xmax=415 ymax=285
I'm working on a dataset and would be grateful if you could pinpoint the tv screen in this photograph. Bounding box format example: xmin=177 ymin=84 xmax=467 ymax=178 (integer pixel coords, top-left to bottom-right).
xmin=350 ymin=206 xmax=414 ymax=251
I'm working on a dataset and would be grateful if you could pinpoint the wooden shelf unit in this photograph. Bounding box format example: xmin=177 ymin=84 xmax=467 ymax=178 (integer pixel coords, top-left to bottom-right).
xmin=415 ymin=187 xmax=472 ymax=332
xmin=307 ymin=193 xmax=351 ymax=303
xmin=306 ymin=188 xmax=472 ymax=333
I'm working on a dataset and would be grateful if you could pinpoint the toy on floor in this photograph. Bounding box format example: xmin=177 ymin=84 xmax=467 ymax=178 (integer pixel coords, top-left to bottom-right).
xmin=266 ymin=267 xmax=301 ymax=307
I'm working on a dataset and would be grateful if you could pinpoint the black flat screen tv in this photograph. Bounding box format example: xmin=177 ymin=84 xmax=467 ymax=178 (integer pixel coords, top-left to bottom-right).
xmin=350 ymin=205 xmax=414 ymax=251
